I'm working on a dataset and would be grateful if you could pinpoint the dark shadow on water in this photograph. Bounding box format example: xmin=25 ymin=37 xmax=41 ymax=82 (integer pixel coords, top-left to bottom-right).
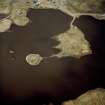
xmin=0 ymin=9 xmax=105 ymax=105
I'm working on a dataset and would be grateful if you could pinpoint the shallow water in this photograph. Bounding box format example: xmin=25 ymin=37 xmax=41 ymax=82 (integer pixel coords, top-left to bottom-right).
xmin=0 ymin=9 xmax=105 ymax=105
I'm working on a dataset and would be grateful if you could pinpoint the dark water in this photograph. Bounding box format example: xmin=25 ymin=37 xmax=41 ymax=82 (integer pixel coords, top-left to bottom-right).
xmin=0 ymin=9 xmax=105 ymax=105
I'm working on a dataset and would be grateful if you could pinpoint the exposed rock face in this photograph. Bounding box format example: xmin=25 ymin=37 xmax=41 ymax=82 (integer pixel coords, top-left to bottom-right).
xmin=62 ymin=88 xmax=105 ymax=105
xmin=51 ymin=26 xmax=92 ymax=58
xmin=26 ymin=53 xmax=43 ymax=66
xmin=37 ymin=0 xmax=105 ymax=19
xmin=0 ymin=19 xmax=12 ymax=32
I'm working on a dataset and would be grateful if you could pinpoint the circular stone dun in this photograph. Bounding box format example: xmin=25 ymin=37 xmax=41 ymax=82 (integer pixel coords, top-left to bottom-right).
xmin=26 ymin=53 xmax=43 ymax=66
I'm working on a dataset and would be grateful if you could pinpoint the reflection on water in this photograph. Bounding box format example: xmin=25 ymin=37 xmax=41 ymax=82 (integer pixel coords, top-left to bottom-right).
xmin=0 ymin=9 xmax=105 ymax=105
